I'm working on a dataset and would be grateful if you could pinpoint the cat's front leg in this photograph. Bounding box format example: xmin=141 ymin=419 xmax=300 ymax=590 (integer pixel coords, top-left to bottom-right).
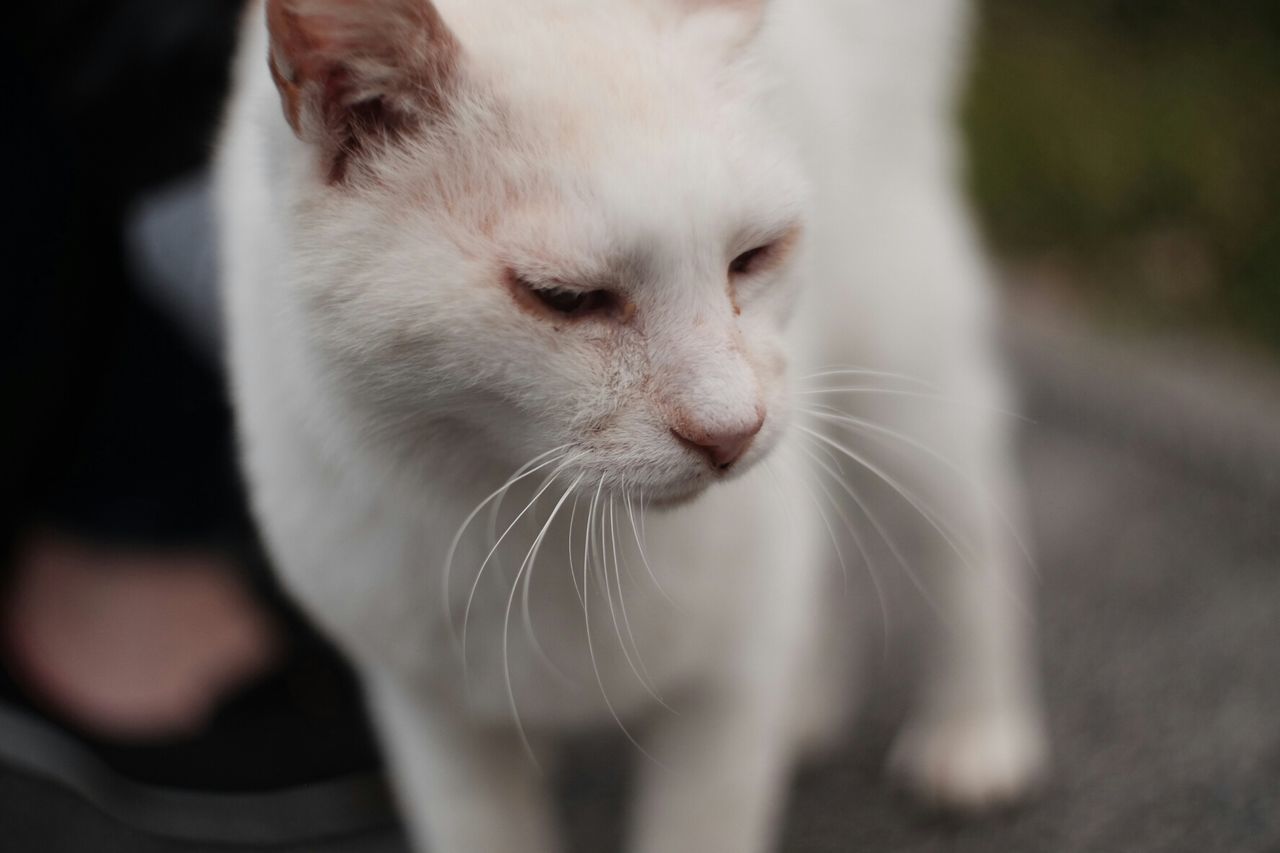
xmin=881 ymin=355 xmax=1049 ymax=811
xmin=366 ymin=672 xmax=562 ymax=853
xmin=626 ymin=686 xmax=796 ymax=853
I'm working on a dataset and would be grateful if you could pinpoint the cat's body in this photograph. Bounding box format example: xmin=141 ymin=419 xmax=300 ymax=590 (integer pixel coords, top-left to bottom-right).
xmin=217 ymin=1 xmax=1047 ymax=850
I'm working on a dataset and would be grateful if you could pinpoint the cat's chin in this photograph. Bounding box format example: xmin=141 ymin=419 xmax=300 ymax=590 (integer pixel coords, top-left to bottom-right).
xmin=643 ymin=486 xmax=711 ymax=510
xmin=631 ymin=462 xmax=761 ymax=509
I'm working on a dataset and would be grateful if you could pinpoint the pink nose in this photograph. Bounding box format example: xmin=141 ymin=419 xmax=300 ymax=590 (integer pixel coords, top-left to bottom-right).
xmin=671 ymin=413 xmax=766 ymax=470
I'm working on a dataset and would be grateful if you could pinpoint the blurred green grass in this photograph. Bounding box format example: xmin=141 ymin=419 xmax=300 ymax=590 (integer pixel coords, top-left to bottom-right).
xmin=964 ymin=0 xmax=1280 ymax=350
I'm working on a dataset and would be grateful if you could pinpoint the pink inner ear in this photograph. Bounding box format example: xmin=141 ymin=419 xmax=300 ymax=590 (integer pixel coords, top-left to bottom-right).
xmin=266 ymin=4 xmax=315 ymax=134
xmin=265 ymin=0 xmax=460 ymax=176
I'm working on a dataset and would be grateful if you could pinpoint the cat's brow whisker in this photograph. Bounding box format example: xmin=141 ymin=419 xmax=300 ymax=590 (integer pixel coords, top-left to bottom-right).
xmin=502 ymin=475 xmax=581 ymax=770
xmin=442 ymin=445 xmax=571 ymax=652
xmin=802 ymin=405 xmax=1039 ymax=579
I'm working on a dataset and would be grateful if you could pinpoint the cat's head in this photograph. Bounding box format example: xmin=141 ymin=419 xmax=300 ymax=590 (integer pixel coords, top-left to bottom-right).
xmin=266 ymin=0 xmax=808 ymax=502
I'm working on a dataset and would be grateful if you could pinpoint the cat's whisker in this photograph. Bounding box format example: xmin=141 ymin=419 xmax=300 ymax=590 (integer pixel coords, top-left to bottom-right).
xmin=581 ymin=476 xmax=600 ymax=636
xmin=581 ymin=477 xmax=663 ymax=766
xmin=802 ymin=405 xmax=1039 ymax=580
xmin=796 ymin=386 xmax=1030 ymax=423
xmin=625 ymin=490 xmax=679 ymax=610
xmin=442 ymin=445 xmax=571 ymax=652
xmin=800 ymin=417 xmax=1033 ymax=624
xmin=613 ymin=497 xmax=642 ymax=588
xmin=792 ymin=433 xmax=944 ymax=622
xmin=786 ymin=441 xmax=891 ymax=658
xmin=609 ymin=497 xmax=672 ymax=711
xmin=759 ymin=459 xmax=794 ymax=535
xmin=483 ymin=447 xmax=571 ymax=588
xmin=784 ymin=446 xmax=852 ymax=595
xmin=463 ymin=454 xmax=579 ymax=671
xmin=795 ymin=424 xmax=982 ymax=582
xmin=799 ymin=366 xmax=940 ymax=391
xmin=580 ymin=477 xmax=600 ymax=671
xmin=566 ymin=491 xmax=584 ymax=609
xmin=638 ymin=487 xmax=650 ymax=544
xmin=598 ymin=498 xmax=653 ymax=704
xmin=502 ymin=475 xmax=581 ymax=770
xmin=519 ymin=481 xmax=584 ymax=690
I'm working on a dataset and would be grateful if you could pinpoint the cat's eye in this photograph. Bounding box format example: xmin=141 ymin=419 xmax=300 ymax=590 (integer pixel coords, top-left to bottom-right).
xmin=509 ymin=272 xmax=619 ymax=321
xmin=535 ymin=287 xmax=596 ymax=315
xmin=730 ymin=244 xmax=773 ymax=277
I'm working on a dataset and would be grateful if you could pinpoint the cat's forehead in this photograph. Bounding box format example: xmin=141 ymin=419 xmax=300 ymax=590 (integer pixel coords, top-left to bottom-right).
xmin=393 ymin=2 xmax=805 ymax=261
xmin=457 ymin=2 xmax=757 ymax=134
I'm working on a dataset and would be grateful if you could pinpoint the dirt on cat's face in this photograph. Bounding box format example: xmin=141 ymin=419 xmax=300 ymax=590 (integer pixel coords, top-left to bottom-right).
xmin=270 ymin=0 xmax=806 ymax=501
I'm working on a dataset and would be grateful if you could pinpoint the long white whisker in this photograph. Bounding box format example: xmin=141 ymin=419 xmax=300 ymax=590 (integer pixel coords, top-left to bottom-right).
xmin=638 ymin=487 xmax=650 ymax=544
xmin=802 ymin=405 xmax=1038 ymax=577
xmin=612 ymin=496 xmax=642 ymax=587
xmin=598 ymin=498 xmax=669 ymax=709
xmin=566 ymin=491 xmax=584 ymax=608
xmin=483 ymin=447 xmax=570 ymax=588
xmin=502 ymin=476 xmax=581 ymax=769
xmin=442 ymin=446 xmax=570 ymax=651
xmin=791 ymin=441 xmax=891 ymax=657
xmin=760 ymin=458 xmax=796 ymax=536
xmin=809 ymin=420 xmax=1033 ymax=619
xmin=793 ymin=434 xmax=944 ymax=621
xmin=519 ymin=478 xmax=585 ymax=689
xmin=625 ymin=490 xmax=678 ymax=609
xmin=800 ymin=367 xmax=940 ymax=390
xmin=797 ymin=385 xmax=1029 ymax=422
xmin=785 ymin=446 xmax=852 ymax=594
xmin=462 ymin=455 xmax=579 ymax=670
xmin=796 ymin=425 xmax=981 ymax=580
xmin=581 ymin=477 xmax=664 ymax=766
xmin=584 ymin=477 xmax=601 ymax=619
xmin=610 ymin=498 xmax=672 ymax=710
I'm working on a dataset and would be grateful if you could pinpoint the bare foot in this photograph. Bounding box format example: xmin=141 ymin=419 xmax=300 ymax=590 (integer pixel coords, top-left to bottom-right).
xmin=2 ymin=533 xmax=279 ymax=739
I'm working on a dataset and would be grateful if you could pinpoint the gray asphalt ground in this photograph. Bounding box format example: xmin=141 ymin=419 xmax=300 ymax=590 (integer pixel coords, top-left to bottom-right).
xmin=3 ymin=316 xmax=1279 ymax=852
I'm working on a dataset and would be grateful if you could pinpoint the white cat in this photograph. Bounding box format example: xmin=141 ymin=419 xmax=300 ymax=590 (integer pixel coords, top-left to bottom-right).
xmin=216 ymin=1 xmax=1048 ymax=850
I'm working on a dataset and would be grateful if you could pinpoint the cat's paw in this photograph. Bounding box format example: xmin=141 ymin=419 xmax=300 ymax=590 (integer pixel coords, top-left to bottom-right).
xmin=887 ymin=707 xmax=1048 ymax=813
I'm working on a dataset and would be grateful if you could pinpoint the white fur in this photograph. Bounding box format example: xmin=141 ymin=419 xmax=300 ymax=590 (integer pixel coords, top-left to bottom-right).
xmin=216 ymin=1 xmax=1048 ymax=851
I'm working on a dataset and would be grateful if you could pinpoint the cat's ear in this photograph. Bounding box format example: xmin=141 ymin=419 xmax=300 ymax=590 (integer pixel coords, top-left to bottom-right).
xmin=265 ymin=0 xmax=461 ymax=180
